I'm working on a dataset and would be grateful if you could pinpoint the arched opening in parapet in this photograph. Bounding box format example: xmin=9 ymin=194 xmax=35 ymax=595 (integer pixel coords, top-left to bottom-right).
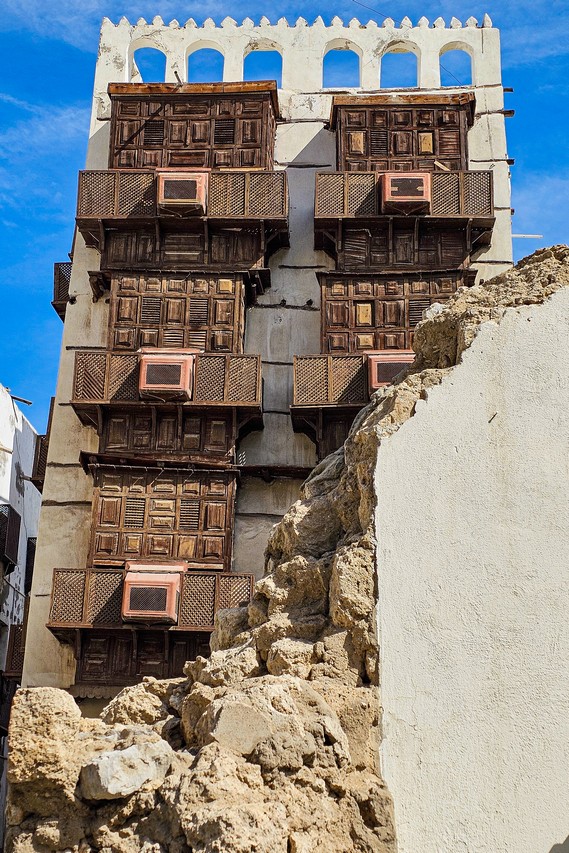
xmin=244 ymin=49 xmax=283 ymax=88
xmin=132 ymin=47 xmax=167 ymax=83
xmin=440 ymin=47 xmax=473 ymax=86
xmin=323 ymin=45 xmax=360 ymax=88
xmin=380 ymin=46 xmax=418 ymax=88
xmin=188 ymin=47 xmax=224 ymax=83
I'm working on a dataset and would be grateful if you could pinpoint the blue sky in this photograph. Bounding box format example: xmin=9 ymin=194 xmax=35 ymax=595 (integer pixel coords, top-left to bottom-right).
xmin=0 ymin=1 xmax=567 ymax=432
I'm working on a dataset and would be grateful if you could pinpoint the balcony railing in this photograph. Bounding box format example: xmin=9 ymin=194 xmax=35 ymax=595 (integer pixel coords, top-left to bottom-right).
xmin=76 ymin=170 xmax=288 ymax=221
xmin=314 ymin=170 xmax=493 ymax=219
xmin=71 ymin=352 xmax=261 ymax=416
xmin=52 ymin=262 xmax=72 ymax=321
xmin=47 ymin=568 xmax=255 ymax=631
xmin=293 ymin=355 xmax=368 ymax=407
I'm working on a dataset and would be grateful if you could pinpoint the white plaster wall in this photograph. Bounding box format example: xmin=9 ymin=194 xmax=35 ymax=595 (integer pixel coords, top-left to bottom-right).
xmin=375 ymin=288 xmax=569 ymax=853
xmin=0 ymin=385 xmax=40 ymax=659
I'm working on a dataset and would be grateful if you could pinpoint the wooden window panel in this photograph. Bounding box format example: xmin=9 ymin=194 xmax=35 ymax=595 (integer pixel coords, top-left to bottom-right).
xmin=394 ymin=234 xmax=414 ymax=264
xmin=116 ymin=296 xmax=138 ymax=323
xmin=418 ymin=132 xmax=434 ymax=154
xmin=157 ymin=417 xmax=177 ymax=450
xmin=327 ymin=333 xmax=349 ymax=352
xmin=411 ymin=280 xmax=430 ymax=295
xmin=94 ymin=532 xmax=119 ymax=557
xmin=113 ymin=328 xmax=135 ymax=349
xmin=355 ymin=303 xmax=373 ymax=326
xmin=354 ymin=280 xmax=373 ymax=296
xmin=438 ymin=129 xmax=461 ymax=156
xmin=240 ymin=149 xmax=260 ymax=167
xmin=107 ymin=417 xmax=129 ymax=450
xmin=164 ymin=298 xmax=185 ymax=325
xmin=211 ymin=330 xmax=232 ymax=351
xmin=140 ymin=150 xmax=162 ymax=168
xmin=190 ymin=121 xmax=210 ymax=143
xmin=202 ymin=537 xmax=225 ymax=560
xmin=417 ymin=110 xmax=434 ymax=125
xmin=168 ymin=121 xmax=187 ymax=145
xmin=137 ymin=636 xmax=166 ymax=677
xmin=213 ymin=150 xmax=233 ymax=167
xmin=122 ymin=533 xmax=143 ymax=555
xmin=205 ymin=503 xmax=225 ymax=530
xmin=327 ymin=301 xmax=349 ymax=327
xmin=214 ymin=300 xmax=234 ymax=325
xmin=183 ymin=417 xmax=202 ymax=451
xmin=207 ymin=420 xmax=227 ymax=450
xmin=168 ymin=150 xmax=208 ymax=167
xmin=353 ymin=333 xmax=375 ymax=350
xmin=117 ymin=150 xmax=137 ymax=168
xmin=177 ymin=535 xmax=198 ymax=558
xmin=345 ymin=111 xmax=366 ymax=127
xmin=384 ymin=300 xmax=405 ymax=327
xmin=393 ymin=132 xmax=413 ymax=155
xmin=392 ymin=111 xmax=412 ymax=126
xmin=347 ymin=132 xmax=366 ymax=155
xmin=371 ymin=111 xmax=388 ymax=127
xmin=139 ymin=329 xmax=158 ymax=347
xmin=240 ymin=119 xmax=261 ymax=143
xmin=381 ymin=332 xmax=406 ymax=349
xmin=98 ymin=497 xmax=122 ymax=527
xmin=145 ymin=534 xmax=173 ymax=557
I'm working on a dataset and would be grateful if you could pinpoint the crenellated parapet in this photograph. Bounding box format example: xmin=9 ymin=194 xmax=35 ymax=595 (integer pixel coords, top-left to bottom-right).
xmin=90 ymin=14 xmax=502 ymax=132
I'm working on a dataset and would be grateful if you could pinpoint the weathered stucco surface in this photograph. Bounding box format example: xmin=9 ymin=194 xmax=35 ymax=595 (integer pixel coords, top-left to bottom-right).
xmin=10 ymin=247 xmax=569 ymax=852
xmin=373 ymin=245 xmax=569 ymax=853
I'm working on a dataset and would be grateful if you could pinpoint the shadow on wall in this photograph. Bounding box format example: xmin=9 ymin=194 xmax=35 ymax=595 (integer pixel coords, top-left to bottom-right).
xmin=550 ymin=837 xmax=569 ymax=852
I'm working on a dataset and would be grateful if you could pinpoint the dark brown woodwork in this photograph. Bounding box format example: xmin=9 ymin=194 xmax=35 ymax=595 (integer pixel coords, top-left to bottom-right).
xmin=4 ymin=624 xmax=25 ymax=680
xmin=31 ymin=397 xmax=55 ymax=493
xmin=108 ymin=85 xmax=277 ymax=170
xmin=331 ymin=98 xmax=473 ymax=172
xmin=48 ymin=567 xmax=254 ymax=632
xmin=101 ymin=226 xmax=267 ymax=272
xmin=292 ymin=355 xmax=368 ymax=408
xmin=87 ymin=466 xmax=236 ymax=569
xmin=52 ymin=262 xmax=72 ymax=320
xmin=98 ymin=408 xmax=240 ymax=463
xmin=71 ymin=351 xmax=262 ymax=428
xmin=320 ymin=270 xmax=474 ymax=352
xmin=109 ymin=272 xmax=246 ymax=354
xmin=0 ymin=505 xmax=21 ymax=569
xmin=314 ymin=171 xmax=494 ymax=220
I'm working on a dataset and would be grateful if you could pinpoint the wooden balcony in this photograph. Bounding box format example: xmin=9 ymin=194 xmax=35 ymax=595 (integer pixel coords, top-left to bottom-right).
xmin=47 ymin=567 xmax=254 ymax=633
xmin=292 ymin=355 xmax=368 ymax=409
xmin=31 ymin=434 xmax=49 ymax=493
xmin=314 ymin=170 xmax=494 ymax=224
xmin=76 ymin=169 xmax=289 ymax=250
xmin=291 ymin=355 xmax=369 ymax=461
xmin=70 ymin=351 xmax=262 ymax=426
xmin=52 ymin=262 xmax=72 ymax=320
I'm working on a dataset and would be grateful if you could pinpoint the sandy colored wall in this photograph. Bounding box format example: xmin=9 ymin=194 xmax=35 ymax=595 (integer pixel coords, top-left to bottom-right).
xmin=375 ymin=287 xmax=569 ymax=853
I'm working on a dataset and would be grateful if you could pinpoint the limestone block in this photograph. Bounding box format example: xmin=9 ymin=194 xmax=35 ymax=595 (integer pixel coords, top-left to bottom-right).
xmin=79 ymin=740 xmax=173 ymax=800
xmin=266 ymin=638 xmax=316 ymax=678
xmin=184 ymin=641 xmax=262 ymax=687
xmin=210 ymin=606 xmax=250 ymax=652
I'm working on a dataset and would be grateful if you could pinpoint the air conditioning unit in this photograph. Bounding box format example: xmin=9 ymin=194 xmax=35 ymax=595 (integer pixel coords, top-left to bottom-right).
xmin=122 ymin=562 xmax=185 ymax=623
xmin=157 ymin=171 xmax=208 ymax=214
xmin=382 ymin=172 xmax=431 ymax=213
xmin=138 ymin=348 xmax=202 ymax=401
xmin=366 ymin=350 xmax=415 ymax=391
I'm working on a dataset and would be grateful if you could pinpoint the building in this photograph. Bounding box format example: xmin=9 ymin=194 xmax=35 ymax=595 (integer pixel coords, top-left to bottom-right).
xmin=22 ymin=15 xmax=511 ymax=711
xmin=0 ymin=384 xmax=41 ymax=842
